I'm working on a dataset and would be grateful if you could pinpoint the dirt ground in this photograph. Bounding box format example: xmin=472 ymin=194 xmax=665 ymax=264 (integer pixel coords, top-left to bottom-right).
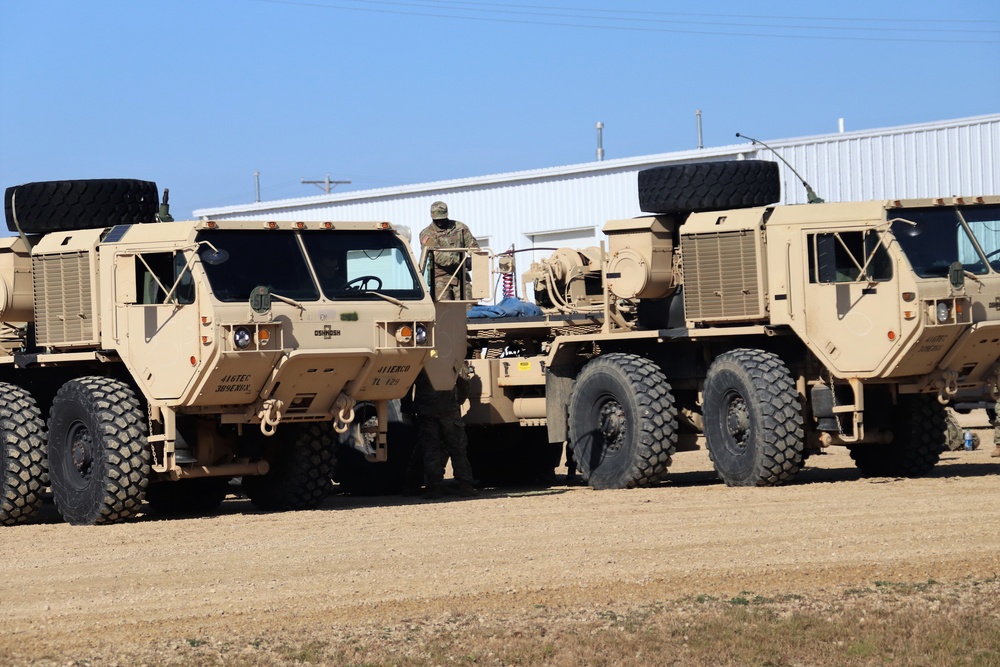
xmin=3 ymin=413 xmax=1000 ymax=665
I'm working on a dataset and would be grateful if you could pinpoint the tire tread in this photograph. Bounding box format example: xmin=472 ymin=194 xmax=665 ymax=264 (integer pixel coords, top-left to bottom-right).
xmin=0 ymin=383 xmax=48 ymax=526
xmin=703 ymin=349 xmax=804 ymax=486
xmin=637 ymin=161 xmax=780 ymax=214
xmin=568 ymin=352 xmax=678 ymax=489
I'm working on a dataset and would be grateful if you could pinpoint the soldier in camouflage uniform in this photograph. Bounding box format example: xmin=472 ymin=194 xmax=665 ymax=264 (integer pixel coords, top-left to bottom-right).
xmin=420 ymin=201 xmax=480 ymax=301
xmin=991 ymin=407 xmax=1000 ymax=457
xmin=410 ymin=368 xmax=477 ymax=498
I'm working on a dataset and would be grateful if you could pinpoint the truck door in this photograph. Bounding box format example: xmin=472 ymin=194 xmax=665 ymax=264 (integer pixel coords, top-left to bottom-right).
xmin=802 ymin=230 xmax=902 ymax=374
xmin=116 ymin=250 xmax=201 ymax=400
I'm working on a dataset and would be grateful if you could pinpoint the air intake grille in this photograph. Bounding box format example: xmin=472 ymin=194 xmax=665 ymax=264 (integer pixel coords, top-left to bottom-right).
xmin=32 ymin=252 xmax=97 ymax=347
xmin=681 ymin=230 xmax=765 ymax=322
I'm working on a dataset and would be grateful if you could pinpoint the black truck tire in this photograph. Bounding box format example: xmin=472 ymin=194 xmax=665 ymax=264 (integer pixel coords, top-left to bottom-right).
xmin=47 ymin=377 xmax=151 ymax=525
xmin=702 ymin=349 xmax=804 ymax=486
xmin=637 ymin=160 xmax=780 ymax=214
xmin=243 ymin=422 xmax=336 ymax=511
xmin=849 ymin=395 xmax=945 ymax=477
xmin=567 ymin=353 xmax=677 ymax=489
xmin=0 ymin=383 xmax=48 ymax=526
xmin=5 ymin=179 xmax=159 ymax=234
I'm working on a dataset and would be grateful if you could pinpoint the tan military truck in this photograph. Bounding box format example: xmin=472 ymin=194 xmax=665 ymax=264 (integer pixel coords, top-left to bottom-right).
xmin=0 ymin=178 xmax=467 ymax=525
xmin=464 ymin=161 xmax=1000 ymax=489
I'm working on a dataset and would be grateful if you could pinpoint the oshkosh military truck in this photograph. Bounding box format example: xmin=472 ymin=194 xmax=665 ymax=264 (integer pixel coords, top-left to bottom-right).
xmin=0 ymin=178 xmax=469 ymax=525
xmin=464 ymin=161 xmax=1000 ymax=489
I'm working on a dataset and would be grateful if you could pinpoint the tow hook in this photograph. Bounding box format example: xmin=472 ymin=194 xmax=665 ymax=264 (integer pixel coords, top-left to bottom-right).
xmin=933 ymin=370 xmax=959 ymax=405
xmin=332 ymin=393 xmax=357 ymax=434
xmin=258 ymin=398 xmax=284 ymax=436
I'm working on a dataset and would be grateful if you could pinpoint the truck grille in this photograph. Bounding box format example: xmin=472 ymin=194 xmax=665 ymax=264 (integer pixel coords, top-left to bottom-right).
xmin=32 ymin=252 xmax=97 ymax=347
xmin=681 ymin=230 xmax=765 ymax=323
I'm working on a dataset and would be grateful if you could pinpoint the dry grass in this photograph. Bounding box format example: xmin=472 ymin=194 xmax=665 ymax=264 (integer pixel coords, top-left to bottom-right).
xmin=12 ymin=578 xmax=999 ymax=667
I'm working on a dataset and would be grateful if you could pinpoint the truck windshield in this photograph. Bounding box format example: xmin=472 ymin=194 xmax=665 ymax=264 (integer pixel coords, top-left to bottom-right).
xmin=197 ymin=231 xmax=320 ymax=302
xmin=890 ymin=205 xmax=1000 ymax=278
xmin=300 ymin=230 xmax=424 ymax=300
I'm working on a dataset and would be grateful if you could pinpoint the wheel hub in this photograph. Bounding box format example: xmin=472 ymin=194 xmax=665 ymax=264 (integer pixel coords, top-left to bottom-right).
xmin=724 ymin=395 xmax=750 ymax=448
xmin=68 ymin=423 xmax=94 ymax=479
xmin=598 ymin=400 xmax=626 ymax=453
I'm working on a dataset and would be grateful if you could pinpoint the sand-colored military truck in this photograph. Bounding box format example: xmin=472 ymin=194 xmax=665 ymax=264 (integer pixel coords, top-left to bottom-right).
xmin=464 ymin=161 xmax=1000 ymax=489
xmin=0 ymin=178 xmax=469 ymax=525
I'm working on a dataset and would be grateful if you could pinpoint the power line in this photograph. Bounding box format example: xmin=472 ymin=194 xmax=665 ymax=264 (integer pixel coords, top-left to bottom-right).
xmin=416 ymin=0 xmax=1000 ymax=26
xmin=363 ymin=0 xmax=1000 ymax=33
xmin=254 ymin=0 xmax=1000 ymax=43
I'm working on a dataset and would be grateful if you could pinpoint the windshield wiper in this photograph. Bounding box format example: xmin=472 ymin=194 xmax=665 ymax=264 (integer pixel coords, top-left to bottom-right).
xmin=367 ymin=291 xmax=407 ymax=308
xmin=270 ymin=292 xmax=306 ymax=310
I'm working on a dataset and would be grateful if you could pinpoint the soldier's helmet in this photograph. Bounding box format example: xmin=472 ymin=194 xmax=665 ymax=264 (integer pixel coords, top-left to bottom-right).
xmin=430 ymin=201 xmax=448 ymax=220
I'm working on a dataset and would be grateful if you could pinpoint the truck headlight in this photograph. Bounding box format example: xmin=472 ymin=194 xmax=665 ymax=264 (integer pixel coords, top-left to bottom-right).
xmin=415 ymin=324 xmax=428 ymax=345
xmin=936 ymin=302 xmax=951 ymax=323
xmin=233 ymin=327 xmax=253 ymax=349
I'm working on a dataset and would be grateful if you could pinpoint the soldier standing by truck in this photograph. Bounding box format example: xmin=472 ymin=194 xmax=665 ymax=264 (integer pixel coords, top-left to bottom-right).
xmin=409 ymin=368 xmax=477 ymax=498
xmin=420 ymin=201 xmax=479 ymax=301
xmin=404 ymin=201 xmax=479 ymax=497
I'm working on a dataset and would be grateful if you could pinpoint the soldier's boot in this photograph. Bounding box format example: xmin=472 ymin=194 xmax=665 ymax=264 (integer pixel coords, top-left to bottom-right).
xmin=423 ymin=484 xmax=443 ymax=500
xmin=992 ymin=445 xmax=1000 ymax=458
xmin=457 ymin=480 xmax=478 ymax=497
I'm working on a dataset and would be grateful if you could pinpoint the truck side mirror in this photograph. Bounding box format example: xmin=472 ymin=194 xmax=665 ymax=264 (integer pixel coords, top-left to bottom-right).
xmin=949 ymin=261 xmax=965 ymax=290
xmin=815 ymin=234 xmax=837 ymax=283
xmin=469 ymin=249 xmax=491 ymax=301
xmin=115 ymin=254 xmax=138 ymax=304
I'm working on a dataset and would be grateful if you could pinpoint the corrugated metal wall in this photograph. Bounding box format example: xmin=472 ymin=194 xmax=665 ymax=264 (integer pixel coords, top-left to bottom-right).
xmin=196 ymin=114 xmax=1000 ymax=259
xmin=771 ymin=116 xmax=999 ymax=205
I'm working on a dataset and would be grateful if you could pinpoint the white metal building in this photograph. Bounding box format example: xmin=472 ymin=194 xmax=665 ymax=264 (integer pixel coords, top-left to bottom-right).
xmin=195 ymin=114 xmax=1000 ymax=257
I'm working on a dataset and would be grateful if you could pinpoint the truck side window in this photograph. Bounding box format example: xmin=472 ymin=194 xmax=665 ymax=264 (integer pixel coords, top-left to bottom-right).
xmin=809 ymin=232 xmax=892 ymax=284
xmin=135 ymin=252 xmax=195 ymax=305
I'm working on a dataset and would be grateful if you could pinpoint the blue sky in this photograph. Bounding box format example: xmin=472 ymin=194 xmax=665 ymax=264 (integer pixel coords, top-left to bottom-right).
xmin=1 ymin=0 xmax=998 ymax=219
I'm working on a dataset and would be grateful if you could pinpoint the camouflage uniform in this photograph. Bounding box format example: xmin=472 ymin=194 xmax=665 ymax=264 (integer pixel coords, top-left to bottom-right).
xmin=420 ymin=201 xmax=480 ymax=301
xmin=411 ymin=369 xmax=476 ymax=497
xmin=991 ymin=408 xmax=1000 ymax=457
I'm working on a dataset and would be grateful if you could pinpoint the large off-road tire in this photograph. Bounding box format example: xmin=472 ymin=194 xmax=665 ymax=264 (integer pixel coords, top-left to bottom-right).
xmin=335 ymin=401 xmax=415 ymax=496
xmin=47 ymin=377 xmax=150 ymax=526
xmin=637 ymin=160 xmax=780 ymax=214
xmin=849 ymin=395 xmax=945 ymax=477
xmin=0 ymin=383 xmax=48 ymax=526
xmin=702 ymin=349 xmax=804 ymax=487
xmin=145 ymin=477 xmax=231 ymax=516
xmin=4 ymin=179 xmax=159 ymax=234
xmin=243 ymin=422 xmax=336 ymax=511
xmin=567 ymin=353 xmax=677 ymax=489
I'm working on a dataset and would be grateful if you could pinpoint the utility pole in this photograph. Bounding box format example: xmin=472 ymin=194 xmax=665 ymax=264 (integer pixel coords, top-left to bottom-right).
xmin=302 ymin=174 xmax=351 ymax=194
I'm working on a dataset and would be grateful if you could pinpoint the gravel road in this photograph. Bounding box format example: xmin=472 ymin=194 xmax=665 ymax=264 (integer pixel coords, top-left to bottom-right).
xmin=3 ymin=419 xmax=1000 ymax=665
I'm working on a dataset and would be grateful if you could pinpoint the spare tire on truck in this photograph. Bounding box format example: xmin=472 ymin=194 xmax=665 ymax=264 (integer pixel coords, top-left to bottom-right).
xmin=637 ymin=160 xmax=780 ymax=214
xmin=5 ymin=179 xmax=159 ymax=234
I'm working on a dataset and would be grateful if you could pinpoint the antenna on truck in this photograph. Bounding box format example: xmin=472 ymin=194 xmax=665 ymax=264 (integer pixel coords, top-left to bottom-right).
xmin=735 ymin=132 xmax=825 ymax=204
